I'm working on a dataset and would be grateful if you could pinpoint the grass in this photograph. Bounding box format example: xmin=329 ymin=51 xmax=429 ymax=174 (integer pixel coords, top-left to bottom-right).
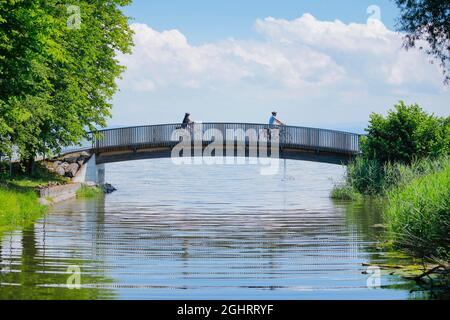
xmin=0 ymin=162 xmax=68 ymax=189
xmin=76 ymin=185 xmax=103 ymax=198
xmin=330 ymin=184 xmax=361 ymax=201
xmin=384 ymin=165 xmax=450 ymax=260
xmin=0 ymin=161 xmax=67 ymax=233
xmin=0 ymin=187 xmax=47 ymax=233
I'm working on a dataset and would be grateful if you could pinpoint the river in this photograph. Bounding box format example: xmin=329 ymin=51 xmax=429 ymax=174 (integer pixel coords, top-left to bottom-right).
xmin=0 ymin=159 xmax=430 ymax=299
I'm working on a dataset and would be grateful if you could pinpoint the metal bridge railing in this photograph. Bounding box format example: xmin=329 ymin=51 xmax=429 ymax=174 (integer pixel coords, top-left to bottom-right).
xmin=92 ymin=123 xmax=360 ymax=155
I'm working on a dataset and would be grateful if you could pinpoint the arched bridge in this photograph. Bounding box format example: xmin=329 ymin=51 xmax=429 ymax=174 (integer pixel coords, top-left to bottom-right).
xmin=63 ymin=123 xmax=361 ymax=184
xmin=90 ymin=123 xmax=360 ymax=164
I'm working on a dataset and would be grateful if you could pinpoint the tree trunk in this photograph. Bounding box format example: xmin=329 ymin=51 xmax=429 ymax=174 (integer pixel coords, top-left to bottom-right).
xmin=24 ymin=158 xmax=35 ymax=176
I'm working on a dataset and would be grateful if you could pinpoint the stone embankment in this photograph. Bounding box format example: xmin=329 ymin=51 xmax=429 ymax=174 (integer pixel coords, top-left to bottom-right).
xmin=38 ymin=183 xmax=83 ymax=205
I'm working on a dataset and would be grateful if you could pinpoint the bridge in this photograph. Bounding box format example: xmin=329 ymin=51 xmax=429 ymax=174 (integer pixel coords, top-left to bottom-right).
xmin=63 ymin=123 xmax=361 ymax=184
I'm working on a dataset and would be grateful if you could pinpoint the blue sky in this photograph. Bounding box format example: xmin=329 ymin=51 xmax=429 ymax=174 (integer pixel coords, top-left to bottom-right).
xmin=112 ymin=1 xmax=449 ymax=132
xmin=124 ymin=0 xmax=401 ymax=44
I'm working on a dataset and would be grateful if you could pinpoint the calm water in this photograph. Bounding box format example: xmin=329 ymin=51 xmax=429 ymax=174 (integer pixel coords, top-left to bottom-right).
xmin=0 ymin=159 xmax=428 ymax=299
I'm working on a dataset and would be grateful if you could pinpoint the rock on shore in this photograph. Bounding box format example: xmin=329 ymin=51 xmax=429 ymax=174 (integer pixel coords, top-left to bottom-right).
xmin=45 ymin=151 xmax=91 ymax=179
xmin=102 ymin=183 xmax=117 ymax=194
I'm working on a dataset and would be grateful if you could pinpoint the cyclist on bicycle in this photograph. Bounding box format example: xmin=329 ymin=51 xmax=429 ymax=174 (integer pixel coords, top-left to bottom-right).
xmin=181 ymin=112 xmax=193 ymax=129
xmin=269 ymin=111 xmax=284 ymax=126
xmin=267 ymin=111 xmax=284 ymax=140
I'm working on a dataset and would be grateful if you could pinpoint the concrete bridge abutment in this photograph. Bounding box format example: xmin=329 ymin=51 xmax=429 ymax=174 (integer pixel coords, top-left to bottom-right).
xmin=72 ymin=154 xmax=105 ymax=185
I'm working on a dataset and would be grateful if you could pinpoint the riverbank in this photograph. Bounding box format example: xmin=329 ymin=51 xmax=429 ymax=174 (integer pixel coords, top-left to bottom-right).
xmin=385 ymin=164 xmax=450 ymax=260
xmin=0 ymin=162 xmax=66 ymax=232
xmin=331 ymin=157 xmax=450 ymax=294
xmin=0 ymin=187 xmax=47 ymax=233
xmin=332 ymin=156 xmax=450 ymax=258
xmin=0 ymin=162 xmax=107 ymax=233
xmin=329 ymin=103 xmax=449 ymax=295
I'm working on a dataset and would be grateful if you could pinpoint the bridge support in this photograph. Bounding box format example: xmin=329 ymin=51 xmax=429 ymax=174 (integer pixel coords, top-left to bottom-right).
xmin=96 ymin=163 xmax=105 ymax=185
xmin=73 ymin=154 xmax=105 ymax=185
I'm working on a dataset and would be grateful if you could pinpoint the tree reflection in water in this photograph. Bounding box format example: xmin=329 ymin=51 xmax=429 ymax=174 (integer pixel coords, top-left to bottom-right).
xmin=0 ymin=198 xmax=115 ymax=300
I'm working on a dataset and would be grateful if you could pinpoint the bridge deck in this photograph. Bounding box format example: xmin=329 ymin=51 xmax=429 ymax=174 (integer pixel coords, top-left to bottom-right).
xmin=62 ymin=123 xmax=361 ymax=165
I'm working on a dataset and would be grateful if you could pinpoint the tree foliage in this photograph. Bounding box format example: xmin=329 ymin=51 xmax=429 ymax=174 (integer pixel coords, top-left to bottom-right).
xmin=361 ymin=101 xmax=449 ymax=164
xmin=0 ymin=0 xmax=133 ymax=170
xmin=394 ymin=0 xmax=450 ymax=84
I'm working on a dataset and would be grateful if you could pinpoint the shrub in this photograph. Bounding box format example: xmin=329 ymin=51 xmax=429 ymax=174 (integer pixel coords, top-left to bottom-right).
xmin=361 ymin=101 xmax=449 ymax=164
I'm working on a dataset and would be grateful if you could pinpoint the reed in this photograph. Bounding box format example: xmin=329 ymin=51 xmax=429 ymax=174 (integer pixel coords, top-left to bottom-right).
xmin=384 ymin=166 xmax=450 ymax=259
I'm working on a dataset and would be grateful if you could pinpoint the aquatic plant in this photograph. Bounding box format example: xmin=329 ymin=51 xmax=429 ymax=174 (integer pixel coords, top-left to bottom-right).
xmin=384 ymin=165 xmax=450 ymax=260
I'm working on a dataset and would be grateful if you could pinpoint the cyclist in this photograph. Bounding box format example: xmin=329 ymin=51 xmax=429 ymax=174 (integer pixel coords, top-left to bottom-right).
xmin=267 ymin=111 xmax=284 ymax=140
xmin=269 ymin=111 xmax=284 ymax=126
xmin=181 ymin=112 xmax=193 ymax=129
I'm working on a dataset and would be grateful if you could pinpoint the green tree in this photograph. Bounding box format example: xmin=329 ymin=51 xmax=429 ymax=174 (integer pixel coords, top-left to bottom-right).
xmin=0 ymin=0 xmax=58 ymax=164
xmin=0 ymin=0 xmax=133 ymax=173
xmin=394 ymin=0 xmax=450 ymax=84
xmin=361 ymin=101 xmax=449 ymax=164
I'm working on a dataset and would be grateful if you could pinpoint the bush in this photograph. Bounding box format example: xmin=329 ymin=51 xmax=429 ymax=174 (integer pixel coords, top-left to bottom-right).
xmin=384 ymin=165 xmax=450 ymax=259
xmin=362 ymin=101 xmax=449 ymax=164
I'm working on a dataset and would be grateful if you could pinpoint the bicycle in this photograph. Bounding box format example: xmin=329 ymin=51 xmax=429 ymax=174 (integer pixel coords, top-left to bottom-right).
xmin=262 ymin=125 xmax=292 ymax=144
xmin=175 ymin=122 xmax=203 ymax=142
xmin=279 ymin=125 xmax=293 ymax=144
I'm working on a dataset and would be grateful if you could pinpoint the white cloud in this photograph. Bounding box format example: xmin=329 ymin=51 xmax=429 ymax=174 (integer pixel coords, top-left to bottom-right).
xmin=255 ymin=14 xmax=393 ymax=54
xmin=113 ymin=14 xmax=449 ymax=128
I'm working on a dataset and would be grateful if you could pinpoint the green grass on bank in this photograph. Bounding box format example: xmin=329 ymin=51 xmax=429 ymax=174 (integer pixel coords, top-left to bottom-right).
xmin=330 ymin=185 xmax=361 ymax=201
xmin=0 ymin=187 xmax=47 ymax=233
xmin=0 ymin=162 xmax=68 ymax=189
xmin=384 ymin=166 xmax=450 ymax=260
xmin=76 ymin=185 xmax=103 ymax=199
xmin=0 ymin=162 xmax=66 ymax=232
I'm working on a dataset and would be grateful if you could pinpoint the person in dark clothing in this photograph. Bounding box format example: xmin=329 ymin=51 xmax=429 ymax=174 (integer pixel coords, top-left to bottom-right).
xmin=181 ymin=113 xmax=193 ymax=129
